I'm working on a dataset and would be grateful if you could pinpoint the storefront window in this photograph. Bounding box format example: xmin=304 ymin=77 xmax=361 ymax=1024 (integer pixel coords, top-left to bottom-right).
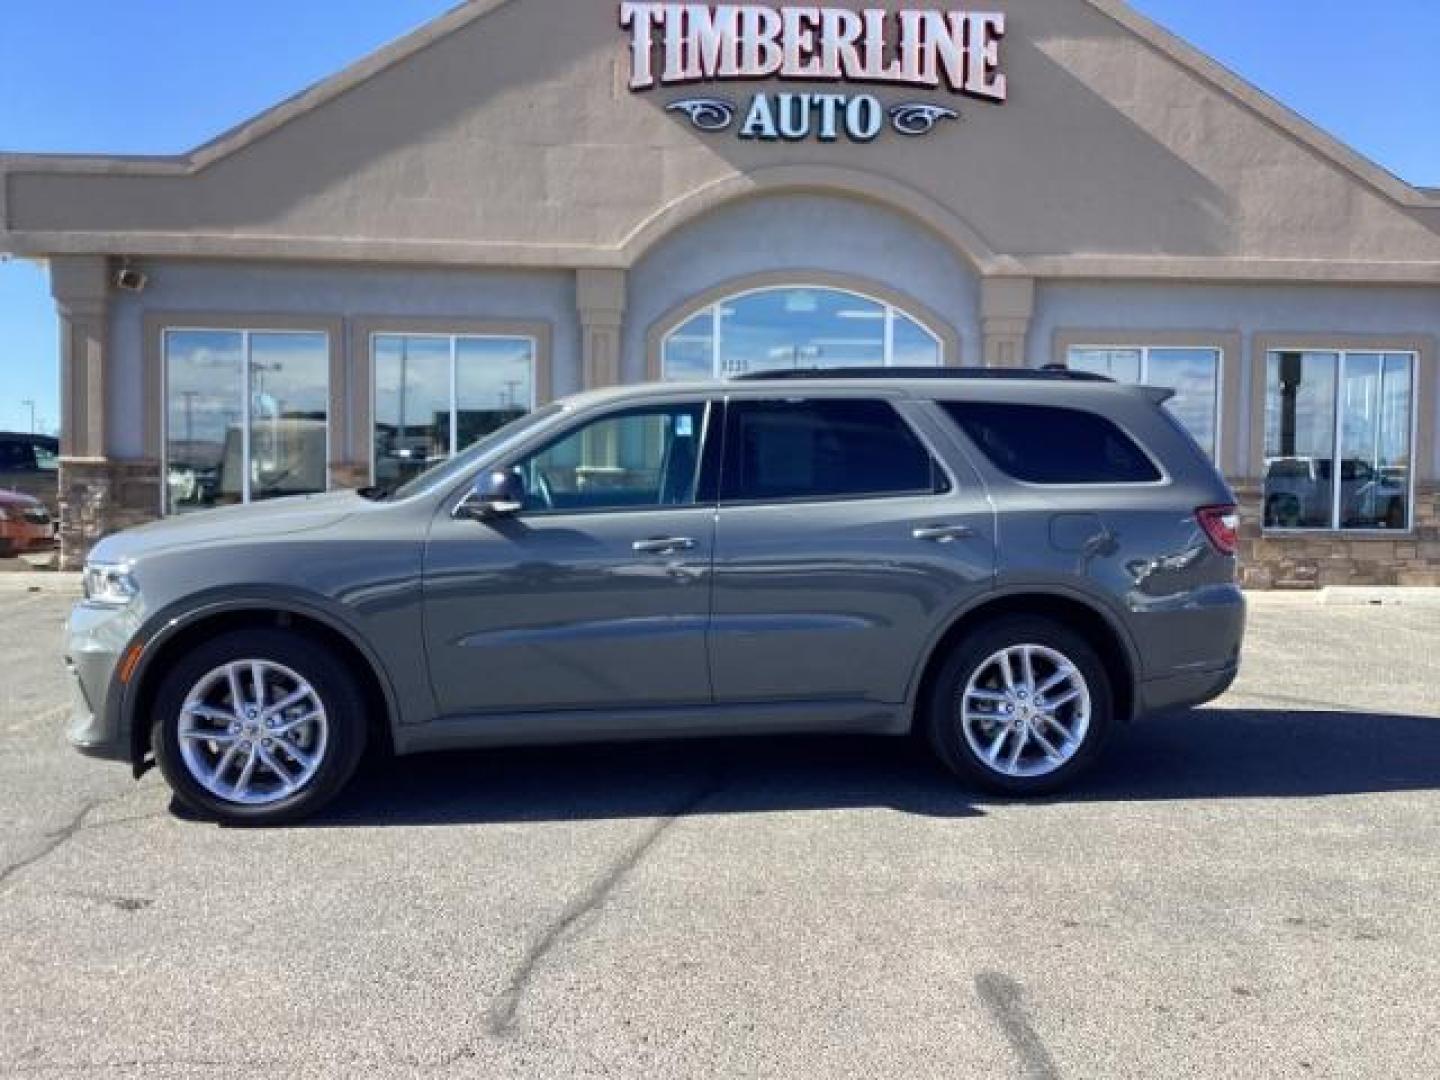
xmin=1067 ymin=346 xmax=1221 ymax=459
xmin=373 ymin=333 xmax=535 ymax=487
xmin=662 ymin=286 xmax=942 ymax=378
xmin=1263 ymin=350 xmax=1414 ymax=531
xmin=164 ymin=329 xmax=330 ymax=515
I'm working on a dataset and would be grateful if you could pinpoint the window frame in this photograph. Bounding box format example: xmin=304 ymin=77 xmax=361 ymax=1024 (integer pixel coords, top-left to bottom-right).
xmin=1260 ymin=346 xmax=1420 ymax=536
xmin=718 ymin=395 xmax=954 ymax=508
xmin=1065 ymin=343 xmax=1224 ymax=461
xmin=158 ymin=324 xmax=336 ymax=516
xmin=658 ymin=282 xmax=948 ymax=380
xmin=480 ymin=399 xmax=720 ymax=520
xmin=367 ymin=329 xmax=540 ymax=486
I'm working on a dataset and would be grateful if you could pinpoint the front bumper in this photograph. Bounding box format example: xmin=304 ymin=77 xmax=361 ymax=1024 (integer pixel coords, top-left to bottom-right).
xmin=64 ymin=601 xmax=142 ymax=762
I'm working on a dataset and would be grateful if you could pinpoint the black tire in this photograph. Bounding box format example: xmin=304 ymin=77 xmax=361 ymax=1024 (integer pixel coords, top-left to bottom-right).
xmin=925 ymin=616 xmax=1115 ymax=797
xmin=152 ymin=628 xmax=368 ymax=826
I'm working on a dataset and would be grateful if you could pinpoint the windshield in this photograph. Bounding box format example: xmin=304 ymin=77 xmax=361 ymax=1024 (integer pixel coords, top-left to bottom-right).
xmin=386 ymin=403 xmax=569 ymax=501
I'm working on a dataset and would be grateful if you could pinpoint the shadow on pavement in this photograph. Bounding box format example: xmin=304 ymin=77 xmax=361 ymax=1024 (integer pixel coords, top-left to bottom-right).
xmin=289 ymin=707 xmax=1440 ymax=828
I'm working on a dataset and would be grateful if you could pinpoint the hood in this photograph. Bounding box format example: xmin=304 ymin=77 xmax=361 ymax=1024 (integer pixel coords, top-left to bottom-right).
xmin=90 ymin=490 xmax=365 ymax=563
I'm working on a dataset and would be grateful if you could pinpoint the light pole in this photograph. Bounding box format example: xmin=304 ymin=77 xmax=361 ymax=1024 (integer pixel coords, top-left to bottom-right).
xmin=20 ymin=399 xmax=35 ymax=434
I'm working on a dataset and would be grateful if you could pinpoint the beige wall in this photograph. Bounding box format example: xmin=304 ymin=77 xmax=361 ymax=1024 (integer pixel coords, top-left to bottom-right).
xmin=3 ymin=0 xmax=1438 ymax=282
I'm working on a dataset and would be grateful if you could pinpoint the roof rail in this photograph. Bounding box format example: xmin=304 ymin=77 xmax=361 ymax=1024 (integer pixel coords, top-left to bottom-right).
xmin=729 ymin=366 xmax=1114 ymax=383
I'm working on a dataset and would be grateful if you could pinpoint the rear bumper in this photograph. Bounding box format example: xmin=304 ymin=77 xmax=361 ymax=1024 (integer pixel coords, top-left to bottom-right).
xmin=1136 ymin=659 xmax=1239 ymax=716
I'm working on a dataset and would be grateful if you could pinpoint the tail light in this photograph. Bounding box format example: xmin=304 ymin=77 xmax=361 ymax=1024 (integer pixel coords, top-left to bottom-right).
xmin=1196 ymin=505 xmax=1239 ymax=556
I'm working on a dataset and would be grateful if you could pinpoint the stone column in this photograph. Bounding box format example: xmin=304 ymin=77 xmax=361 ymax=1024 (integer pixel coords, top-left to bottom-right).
xmin=981 ymin=277 xmax=1035 ymax=369
xmin=578 ymin=268 xmax=627 ymax=389
xmin=50 ymin=256 xmax=113 ymax=570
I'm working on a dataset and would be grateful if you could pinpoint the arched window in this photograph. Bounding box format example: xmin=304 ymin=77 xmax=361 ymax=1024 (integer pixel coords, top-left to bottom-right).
xmin=661 ymin=285 xmax=943 ymax=380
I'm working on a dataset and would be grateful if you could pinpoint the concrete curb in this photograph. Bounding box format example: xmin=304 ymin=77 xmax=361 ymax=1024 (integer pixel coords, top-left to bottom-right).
xmin=0 ymin=572 xmax=82 ymax=594
xmin=1244 ymin=586 xmax=1440 ymax=607
xmin=1315 ymin=586 xmax=1440 ymax=608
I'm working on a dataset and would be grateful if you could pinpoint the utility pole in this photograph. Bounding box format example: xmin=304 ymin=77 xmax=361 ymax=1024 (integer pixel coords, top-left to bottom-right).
xmin=20 ymin=399 xmax=35 ymax=434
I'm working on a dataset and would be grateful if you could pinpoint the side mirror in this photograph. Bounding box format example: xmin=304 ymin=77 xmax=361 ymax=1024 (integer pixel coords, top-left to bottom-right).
xmin=456 ymin=469 xmax=524 ymax=521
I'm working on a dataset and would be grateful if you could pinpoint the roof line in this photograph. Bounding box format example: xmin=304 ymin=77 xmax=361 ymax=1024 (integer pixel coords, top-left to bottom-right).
xmin=1082 ymin=0 xmax=1438 ymax=208
xmin=0 ymin=0 xmax=1435 ymax=213
xmin=0 ymin=0 xmax=511 ymax=175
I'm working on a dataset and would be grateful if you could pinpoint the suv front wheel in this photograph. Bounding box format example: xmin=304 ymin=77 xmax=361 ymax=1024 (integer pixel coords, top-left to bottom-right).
xmin=152 ymin=629 xmax=368 ymax=825
xmin=926 ymin=616 xmax=1114 ymax=796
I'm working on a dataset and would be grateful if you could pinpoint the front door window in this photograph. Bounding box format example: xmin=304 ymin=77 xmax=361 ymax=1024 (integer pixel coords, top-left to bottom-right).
xmin=510 ymin=404 xmax=709 ymax=514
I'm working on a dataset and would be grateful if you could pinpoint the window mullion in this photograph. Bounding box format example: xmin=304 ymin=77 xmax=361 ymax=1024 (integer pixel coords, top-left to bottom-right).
xmin=883 ymin=306 xmax=895 ymax=367
xmin=241 ymin=331 xmax=252 ymax=505
xmin=1331 ymin=352 xmax=1345 ymax=530
xmin=449 ymin=336 xmax=460 ymax=457
xmin=711 ymin=304 xmax=722 ymax=378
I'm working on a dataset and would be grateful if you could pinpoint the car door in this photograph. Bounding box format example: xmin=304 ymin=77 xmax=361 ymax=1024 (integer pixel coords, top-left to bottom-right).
xmin=423 ymin=398 xmax=719 ymax=717
xmin=709 ymin=394 xmax=995 ymax=706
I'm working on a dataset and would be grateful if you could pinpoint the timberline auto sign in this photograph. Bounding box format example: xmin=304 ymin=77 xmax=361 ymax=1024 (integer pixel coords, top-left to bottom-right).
xmin=619 ymin=4 xmax=1007 ymax=142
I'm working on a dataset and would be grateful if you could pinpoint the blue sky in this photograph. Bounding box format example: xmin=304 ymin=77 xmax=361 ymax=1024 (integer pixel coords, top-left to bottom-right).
xmin=2 ymin=0 xmax=1437 ymax=436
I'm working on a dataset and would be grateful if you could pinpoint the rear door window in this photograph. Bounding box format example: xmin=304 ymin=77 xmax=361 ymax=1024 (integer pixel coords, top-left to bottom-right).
xmin=722 ymin=399 xmax=946 ymax=503
xmin=941 ymin=401 xmax=1161 ymax=484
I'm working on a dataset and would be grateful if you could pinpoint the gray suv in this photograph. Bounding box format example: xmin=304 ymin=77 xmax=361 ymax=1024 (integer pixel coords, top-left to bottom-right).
xmin=66 ymin=370 xmax=1244 ymax=824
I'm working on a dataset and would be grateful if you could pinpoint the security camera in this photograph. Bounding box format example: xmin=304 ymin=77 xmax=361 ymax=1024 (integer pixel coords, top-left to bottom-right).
xmin=115 ymin=265 xmax=147 ymax=292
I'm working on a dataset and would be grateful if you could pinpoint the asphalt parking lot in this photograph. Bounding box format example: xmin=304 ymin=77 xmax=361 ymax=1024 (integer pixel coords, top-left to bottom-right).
xmin=2 ymin=584 xmax=1438 ymax=1079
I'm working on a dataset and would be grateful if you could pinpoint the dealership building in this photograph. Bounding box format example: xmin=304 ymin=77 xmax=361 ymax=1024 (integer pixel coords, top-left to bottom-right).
xmin=2 ymin=0 xmax=1438 ymax=584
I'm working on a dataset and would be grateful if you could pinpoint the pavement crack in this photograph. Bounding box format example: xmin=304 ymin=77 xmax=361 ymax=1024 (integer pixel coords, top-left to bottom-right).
xmin=485 ymin=777 xmax=723 ymax=1036
xmin=0 ymin=790 xmax=148 ymax=892
xmin=976 ymin=971 xmax=1061 ymax=1080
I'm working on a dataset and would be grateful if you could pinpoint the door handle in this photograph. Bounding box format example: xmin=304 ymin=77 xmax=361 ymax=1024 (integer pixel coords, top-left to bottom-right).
xmin=912 ymin=524 xmax=975 ymax=544
xmin=633 ymin=536 xmax=697 ymax=555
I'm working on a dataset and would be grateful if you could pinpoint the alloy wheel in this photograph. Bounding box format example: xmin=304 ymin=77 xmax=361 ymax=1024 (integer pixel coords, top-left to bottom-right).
xmin=176 ymin=660 xmax=330 ymax=806
xmin=958 ymin=644 xmax=1091 ymax=779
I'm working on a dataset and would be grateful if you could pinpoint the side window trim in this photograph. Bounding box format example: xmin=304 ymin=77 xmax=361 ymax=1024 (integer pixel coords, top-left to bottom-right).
xmin=472 ymin=398 xmax=721 ymax=519
xmin=717 ymin=397 xmax=952 ymax=508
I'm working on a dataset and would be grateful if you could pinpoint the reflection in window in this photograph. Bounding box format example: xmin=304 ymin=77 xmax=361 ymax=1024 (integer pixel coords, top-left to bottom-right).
xmin=662 ymin=287 xmax=942 ymax=378
xmin=165 ymin=329 xmax=329 ymax=515
xmin=1068 ymin=346 xmax=1220 ymax=459
xmin=513 ymin=404 xmax=706 ymax=513
xmin=1263 ymin=350 xmax=1413 ymax=531
xmin=373 ymin=334 xmax=535 ymax=488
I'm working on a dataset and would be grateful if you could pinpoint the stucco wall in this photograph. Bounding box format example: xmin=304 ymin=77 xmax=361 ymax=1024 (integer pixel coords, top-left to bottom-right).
xmin=7 ymin=0 xmax=1438 ymax=276
xmin=623 ymin=192 xmax=983 ymax=381
xmin=107 ymin=261 xmax=580 ymax=459
xmin=1030 ymin=281 xmax=1440 ymax=479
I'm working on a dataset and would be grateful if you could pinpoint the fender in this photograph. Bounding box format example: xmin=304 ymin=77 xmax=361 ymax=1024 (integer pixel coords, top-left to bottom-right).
xmin=902 ymin=578 xmax=1144 ymax=717
xmin=116 ymin=586 xmax=413 ymax=769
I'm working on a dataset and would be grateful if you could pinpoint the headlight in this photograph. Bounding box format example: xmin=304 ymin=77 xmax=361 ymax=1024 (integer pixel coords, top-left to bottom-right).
xmin=83 ymin=562 xmax=139 ymax=606
xmin=0 ymin=508 xmax=9 ymax=522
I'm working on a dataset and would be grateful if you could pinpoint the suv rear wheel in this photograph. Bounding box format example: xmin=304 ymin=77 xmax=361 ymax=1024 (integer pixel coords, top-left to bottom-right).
xmin=926 ymin=616 xmax=1114 ymax=796
xmin=152 ymin=629 xmax=367 ymax=825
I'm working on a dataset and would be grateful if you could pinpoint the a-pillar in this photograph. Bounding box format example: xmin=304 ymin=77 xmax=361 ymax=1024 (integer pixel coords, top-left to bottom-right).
xmin=981 ymin=277 xmax=1035 ymax=369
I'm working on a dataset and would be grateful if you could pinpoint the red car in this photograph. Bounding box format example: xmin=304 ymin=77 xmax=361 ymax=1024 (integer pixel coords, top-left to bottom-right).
xmin=0 ymin=488 xmax=55 ymax=556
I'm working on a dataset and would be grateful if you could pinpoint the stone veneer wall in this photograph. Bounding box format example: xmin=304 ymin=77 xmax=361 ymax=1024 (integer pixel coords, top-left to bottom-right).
xmin=57 ymin=461 xmax=371 ymax=571
xmin=57 ymin=464 xmax=1440 ymax=588
xmin=1234 ymin=482 xmax=1440 ymax=589
xmin=57 ymin=460 xmax=164 ymax=571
